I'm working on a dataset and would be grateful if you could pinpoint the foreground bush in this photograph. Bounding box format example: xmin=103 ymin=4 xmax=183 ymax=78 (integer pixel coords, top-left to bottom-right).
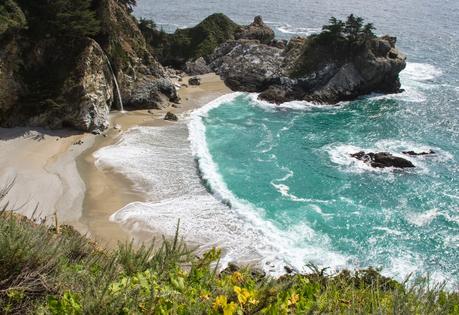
xmin=0 ymin=188 xmax=458 ymax=313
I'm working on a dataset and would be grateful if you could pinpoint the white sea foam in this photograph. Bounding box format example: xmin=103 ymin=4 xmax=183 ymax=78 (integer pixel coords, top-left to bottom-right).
xmin=326 ymin=139 xmax=451 ymax=174
xmin=406 ymin=208 xmax=459 ymax=227
xmin=365 ymin=62 xmax=443 ymax=103
xmin=401 ymin=63 xmax=443 ymax=82
xmin=276 ymin=24 xmax=321 ymax=36
xmin=188 ymin=93 xmax=348 ymax=274
xmin=247 ymin=93 xmax=338 ymax=111
xmin=94 ymin=93 xmax=348 ymax=276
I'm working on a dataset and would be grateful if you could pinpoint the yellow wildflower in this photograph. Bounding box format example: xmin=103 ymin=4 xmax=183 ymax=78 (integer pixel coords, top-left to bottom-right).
xmin=213 ymin=295 xmax=228 ymax=311
xmin=200 ymin=290 xmax=210 ymax=300
xmin=288 ymin=293 xmax=300 ymax=306
xmin=213 ymin=295 xmax=238 ymax=315
xmin=223 ymin=302 xmax=237 ymax=315
xmin=231 ymin=271 xmax=244 ymax=283
xmin=234 ymin=286 xmax=251 ymax=305
xmin=249 ymin=297 xmax=259 ymax=305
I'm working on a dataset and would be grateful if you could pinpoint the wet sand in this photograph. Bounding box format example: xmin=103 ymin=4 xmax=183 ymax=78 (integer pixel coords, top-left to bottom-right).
xmin=76 ymin=73 xmax=231 ymax=246
xmin=0 ymin=73 xmax=230 ymax=248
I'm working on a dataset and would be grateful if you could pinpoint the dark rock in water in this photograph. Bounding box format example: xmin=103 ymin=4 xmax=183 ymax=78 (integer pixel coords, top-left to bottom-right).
xmin=164 ymin=111 xmax=178 ymax=121
xmin=185 ymin=57 xmax=212 ymax=75
xmin=351 ymin=151 xmax=415 ymax=168
xmin=188 ymin=77 xmax=201 ymax=86
xmin=235 ymin=16 xmax=275 ymax=44
xmin=402 ymin=150 xmax=435 ymax=156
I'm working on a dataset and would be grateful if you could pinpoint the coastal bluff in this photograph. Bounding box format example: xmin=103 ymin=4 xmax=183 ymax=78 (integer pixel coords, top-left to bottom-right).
xmin=0 ymin=0 xmax=178 ymax=133
xmin=208 ymin=16 xmax=406 ymax=104
xmin=165 ymin=14 xmax=406 ymax=104
xmin=1 ymin=4 xmax=406 ymax=132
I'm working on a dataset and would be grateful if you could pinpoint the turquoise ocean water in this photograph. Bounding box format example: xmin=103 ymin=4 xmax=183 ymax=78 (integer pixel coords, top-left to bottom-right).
xmin=95 ymin=0 xmax=458 ymax=288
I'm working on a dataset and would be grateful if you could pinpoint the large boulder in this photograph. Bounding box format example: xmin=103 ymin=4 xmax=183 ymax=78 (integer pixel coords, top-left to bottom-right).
xmin=234 ymin=16 xmax=275 ymax=44
xmin=350 ymin=151 xmax=415 ymax=168
xmin=185 ymin=57 xmax=212 ymax=75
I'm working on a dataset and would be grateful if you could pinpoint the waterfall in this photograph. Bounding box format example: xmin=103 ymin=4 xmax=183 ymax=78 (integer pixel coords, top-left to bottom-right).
xmin=103 ymin=53 xmax=124 ymax=112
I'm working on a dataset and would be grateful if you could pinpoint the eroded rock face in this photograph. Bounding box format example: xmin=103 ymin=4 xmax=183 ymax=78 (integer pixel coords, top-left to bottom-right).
xmin=235 ymin=16 xmax=275 ymax=44
xmin=350 ymin=151 xmax=415 ymax=168
xmin=209 ymin=40 xmax=285 ymax=92
xmin=210 ymin=34 xmax=406 ymax=104
xmin=59 ymin=39 xmax=114 ymax=132
xmin=185 ymin=57 xmax=212 ymax=75
xmin=98 ymin=0 xmax=178 ymax=110
xmin=0 ymin=0 xmax=178 ymax=131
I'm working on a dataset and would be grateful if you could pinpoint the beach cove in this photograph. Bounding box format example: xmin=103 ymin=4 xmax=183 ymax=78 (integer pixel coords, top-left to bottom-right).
xmin=0 ymin=74 xmax=230 ymax=248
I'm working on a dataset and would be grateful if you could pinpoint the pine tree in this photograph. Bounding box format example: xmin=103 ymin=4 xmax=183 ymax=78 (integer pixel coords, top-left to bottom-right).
xmin=49 ymin=0 xmax=100 ymax=38
xmin=322 ymin=17 xmax=345 ymax=38
xmin=18 ymin=0 xmax=100 ymax=39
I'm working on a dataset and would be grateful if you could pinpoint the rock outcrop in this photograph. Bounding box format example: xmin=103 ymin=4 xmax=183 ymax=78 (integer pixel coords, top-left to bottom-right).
xmin=209 ymin=19 xmax=406 ymax=104
xmin=350 ymin=151 xmax=415 ymax=168
xmin=185 ymin=57 xmax=212 ymax=75
xmin=234 ymin=16 xmax=275 ymax=44
xmin=0 ymin=0 xmax=178 ymax=132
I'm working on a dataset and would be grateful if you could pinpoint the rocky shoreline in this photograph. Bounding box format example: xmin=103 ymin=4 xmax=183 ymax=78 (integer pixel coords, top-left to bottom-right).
xmin=1 ymin=3 xmax=407 ymax=134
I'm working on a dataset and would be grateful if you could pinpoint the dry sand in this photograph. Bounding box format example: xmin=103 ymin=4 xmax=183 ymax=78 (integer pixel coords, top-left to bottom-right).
xmin=0 ymin=73 xmax=230 ymax=247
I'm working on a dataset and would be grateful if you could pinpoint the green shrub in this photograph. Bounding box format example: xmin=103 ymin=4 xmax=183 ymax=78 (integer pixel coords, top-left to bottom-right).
xmin=0 ymin=185 xmax=458 ymax=314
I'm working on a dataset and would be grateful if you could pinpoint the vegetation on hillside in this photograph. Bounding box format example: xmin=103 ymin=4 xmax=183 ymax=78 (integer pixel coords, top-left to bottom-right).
xmin=140 ymin=13 xmax=240 ymax=68
xmin=0 ymin=186 xmax=458 ymax=314
xmin=0 ymin=0 xmax=26 ymax=35
xmin=292 ymin=14 xmax=378 ymax=77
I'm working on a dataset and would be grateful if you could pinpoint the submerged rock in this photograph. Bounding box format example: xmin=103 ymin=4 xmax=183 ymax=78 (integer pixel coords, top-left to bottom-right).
xmin=402 ymin=150 xmax=435 ymax=156
xmin=350 ymin=151 xmax=415 ymax=168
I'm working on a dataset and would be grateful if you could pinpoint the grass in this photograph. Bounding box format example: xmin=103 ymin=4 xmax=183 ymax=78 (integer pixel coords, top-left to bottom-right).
xmin=0 ymin=186 xmax=458 ymax=314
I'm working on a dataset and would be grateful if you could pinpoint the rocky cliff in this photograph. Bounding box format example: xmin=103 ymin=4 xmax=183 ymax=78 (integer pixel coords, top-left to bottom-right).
xmin=207 ymin=16 xmax=406 ymax=104
xmin=0 ymin=0 xmax=178 ymax=132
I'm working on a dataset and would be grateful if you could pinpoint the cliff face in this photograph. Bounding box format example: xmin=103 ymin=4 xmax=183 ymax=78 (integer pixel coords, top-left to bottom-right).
xmin=0 ymin=0 xmax=177 ymax=132
xmin=208 ymin=20 xmax=406 ymax=104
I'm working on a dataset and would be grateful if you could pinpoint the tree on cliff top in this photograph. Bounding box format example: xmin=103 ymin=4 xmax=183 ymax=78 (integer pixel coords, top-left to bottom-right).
xmin=319 ymin=14 xmax=376 ymax=43
xmin=18 ymin=0 xmax=100 ymax=39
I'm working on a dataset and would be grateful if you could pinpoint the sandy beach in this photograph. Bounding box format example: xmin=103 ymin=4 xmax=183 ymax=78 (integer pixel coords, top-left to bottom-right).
xmin=0 ymin=73 xmax=230 ymax=246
